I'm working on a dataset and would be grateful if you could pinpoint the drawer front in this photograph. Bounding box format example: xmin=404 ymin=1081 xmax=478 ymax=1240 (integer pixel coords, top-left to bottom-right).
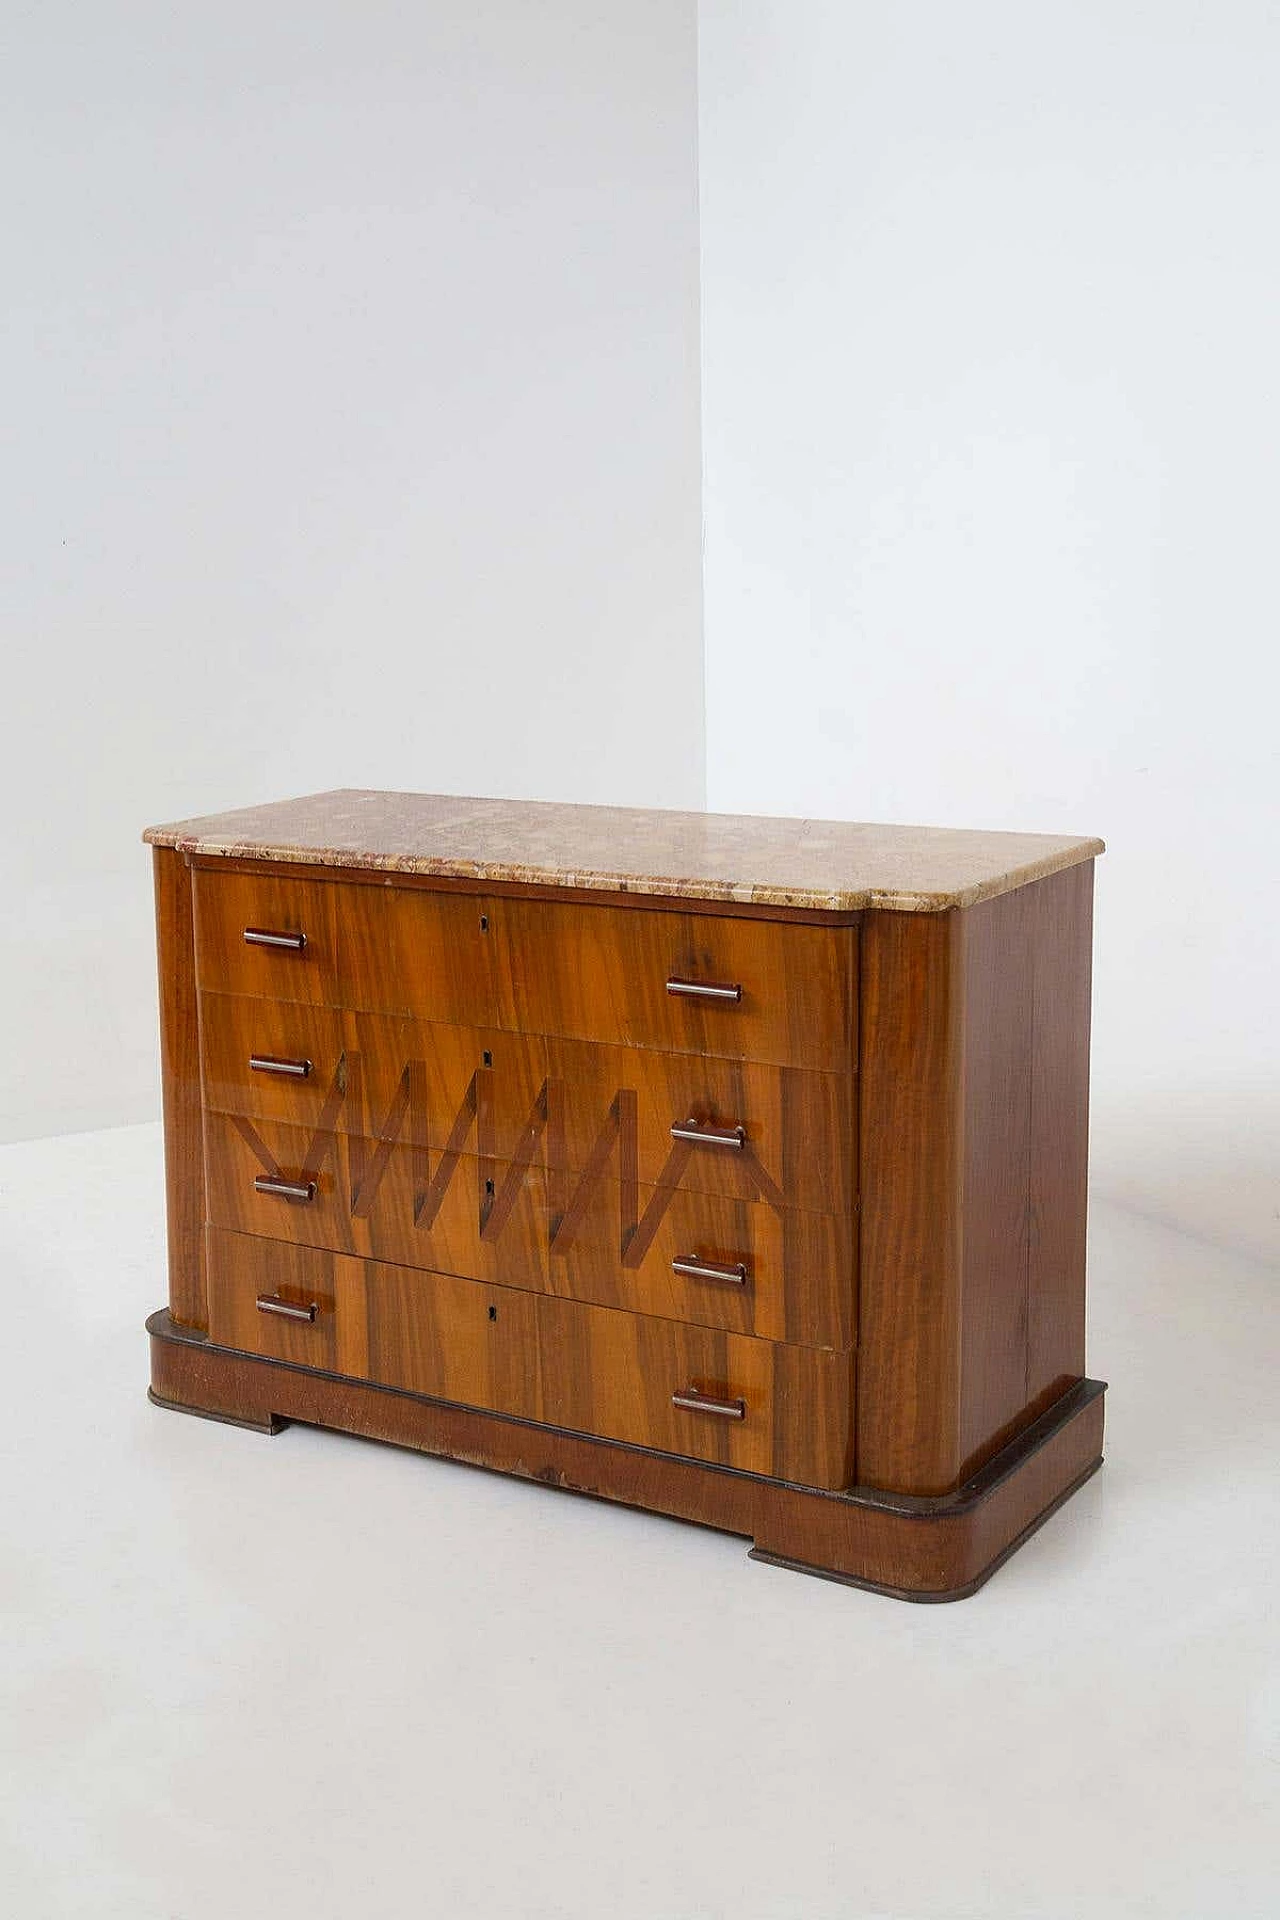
xmin=542 ymin=1146 xmax=853 ymax=1349
xmin=193 ymin=867 xmax=855 ymax=1071
xmin=199 ymin=993 xmax=854 ymax=1217
xmin=536 ymin=1294 xmax=854 ymax=1487
xmin=502 ymin=897 xmax=854 ymax=1070
xmin=194 ymin=871 xmax=341 ymax=1006
xmin=204 ymin=1113 xmax=854 ymax=1347
xmin=205 ymin=1230 xmax=343 ymax=1370
xmin=193 ymin=868 xmax=505 ymax=1026
xmin=203 ymin=1230 xmax=852 ymax=1488
xmin=205 ymin=1227 xmax=539 ymax=1419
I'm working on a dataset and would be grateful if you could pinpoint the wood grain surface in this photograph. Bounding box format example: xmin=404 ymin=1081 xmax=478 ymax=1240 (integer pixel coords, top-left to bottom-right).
xmin=152 ymin=848 xmax=207 ymax=1330
xmin=197 ymin=992 xmax=855 ymax=1216
xmin=150 ymin=1308 xmax=1105 ymax=1600
xmin=193 ymin=867 xmax=341 ymax=1007
xmin=1026 ymin=859 xmax=1094 ymax=1413
xmin=535 ymin=1290 xmax=854 ymax=1485
xmin=150 ymin=829 xmax=1101 ymax=1588
xmin=203 ymin=1115 xmax=854 ymax=1347
xmin=500 ymin=895 xmax=857 ymax=1069
xmin=857 ymin=863 xmax=1095 ymax=1495
xmin=192 ymin=867 xmax=857 ymax=1068
xmin=201 ymin=1231 xmax=853 ymax=1488
xmin=206 ymin=1230 xmax=340 ymax=1370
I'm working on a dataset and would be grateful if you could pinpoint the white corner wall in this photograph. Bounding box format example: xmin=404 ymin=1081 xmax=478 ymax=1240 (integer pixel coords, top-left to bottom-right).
xmin=700 ymin=3 xmax=1280 ymax=1261
xmin=1 ymin=3 xmax=703 ymax=1143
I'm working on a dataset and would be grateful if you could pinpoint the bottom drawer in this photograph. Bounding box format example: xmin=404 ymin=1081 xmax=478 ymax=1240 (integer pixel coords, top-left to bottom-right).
xmin=535 ymin=1294 xmax=853 ymax=1486
xmin=205 ymin=1227 xmax=540 ymax=1420
xmin=204 ymin=1229 xmax=854 ymax=1489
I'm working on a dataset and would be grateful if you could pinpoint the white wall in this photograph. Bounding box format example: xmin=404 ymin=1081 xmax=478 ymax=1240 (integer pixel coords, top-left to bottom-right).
xmin=1 ymin=1 xmax=703 ymax=1143
xmin=8 ymin=0 xmax=1274 ymax=1270
xmin=700 ymin=2 xmax=1280 ymax=1263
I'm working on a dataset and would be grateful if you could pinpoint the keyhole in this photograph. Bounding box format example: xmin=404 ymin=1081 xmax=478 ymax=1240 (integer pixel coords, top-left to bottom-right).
xmin=479 ymin=914 xmax=489 ymax=932
xmin=482 ymin=1049 xmax=493 ymax=1067
xmin=485 ymin=1177 xmax=495 ymax=1196
xmin=488 ymin=1304 xmax=498 ymax=1322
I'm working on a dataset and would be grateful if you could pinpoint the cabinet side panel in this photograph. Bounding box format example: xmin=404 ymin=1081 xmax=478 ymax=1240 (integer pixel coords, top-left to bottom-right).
xmin=152 ymin=846 xmax=208 ymax=1330
xmin=857 ymin=911 xmax=963 ymax=1493
xmin=1026 ymin=860 xmax=1094 ymax=1408
xmin=859 ymin=873 xmax=1096 ymax=1497
xmin=956 ymin=866 xmax=1096 ymax=1477
xmin=956 ymin=887 xmax=1036 ymax=1479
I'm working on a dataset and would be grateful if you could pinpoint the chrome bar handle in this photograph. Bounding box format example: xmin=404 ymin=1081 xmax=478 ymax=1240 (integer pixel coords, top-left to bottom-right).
xmin=671 ymin=1254 xmax=748 ymax=1287
xmin=255 ymin=1293 xmax=318 ymax=1323
xmin=243 ymin=926 xmax=307 ymax=951
xmin=666 ymin=976 xmax=742 ymax=1003
xmin=670 ymin=1119 xmax=747 ymax=1150
xmin=249 ymin=1054 xmax=313 ymax=1079
xmin=671 ymin=1387 xmax=746 ymax=1421
xmin=253 ymin=1174 xmax=317 ymax=1202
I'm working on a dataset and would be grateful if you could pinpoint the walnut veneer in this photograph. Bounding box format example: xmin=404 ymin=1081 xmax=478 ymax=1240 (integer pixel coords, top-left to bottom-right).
xmin=144 ymin=791 xmax=1106 ymax=1600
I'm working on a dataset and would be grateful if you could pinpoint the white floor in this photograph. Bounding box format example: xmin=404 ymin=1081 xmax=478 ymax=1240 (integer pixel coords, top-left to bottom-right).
xmin=1 ymin=1123 xmax=1275 ymax=1920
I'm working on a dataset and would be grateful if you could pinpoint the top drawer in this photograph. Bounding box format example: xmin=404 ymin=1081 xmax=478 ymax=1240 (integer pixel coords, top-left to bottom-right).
xmin=193 ymin=868 xmax=499 ymax=1026
xmin=501 ymin=896 xmax=854 ymax=1070
xmin=193 ymin=868 xmax=855 ymax=1070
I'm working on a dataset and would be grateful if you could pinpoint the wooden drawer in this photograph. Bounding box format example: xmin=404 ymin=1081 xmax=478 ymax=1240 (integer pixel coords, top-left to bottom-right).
xmin=193 ymin=868 xmax=504 ymax=1026
xmin=205 ymin=1232 xmax=344 ymax=1371
xmin=193 ymin=870 xmax=342 ymax=1006
xmin=203 ymin=1229 xmax=853 ymax=1488
xmin=536 ymin=1293 xmax=853 ymax=1487
xmin=501 ymin=896 xmax=854 ymax=1070
xmin=540 ymin=1144 xmax=852 ymax=1349
xmin=203 ymin=1113 xmax=854 ymax=1348
xmin=205 ymin=1227 xmax=539 ymax=1419
xmin=193 ymin=867 xmax=855 ymax=1070
xmin=199 ymin=993 xmax=854 ymax=1217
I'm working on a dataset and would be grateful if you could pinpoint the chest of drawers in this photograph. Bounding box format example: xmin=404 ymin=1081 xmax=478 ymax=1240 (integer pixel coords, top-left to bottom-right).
xmin=144 ymin=791 xmax=1106 ymax=1600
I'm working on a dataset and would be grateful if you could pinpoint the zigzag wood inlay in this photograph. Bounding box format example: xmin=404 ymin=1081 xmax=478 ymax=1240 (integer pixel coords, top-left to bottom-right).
xmin=198 ymin=994 xmax=855 ymax=1217
xmin=203 ymin=1107 xmax=853 ymax=1349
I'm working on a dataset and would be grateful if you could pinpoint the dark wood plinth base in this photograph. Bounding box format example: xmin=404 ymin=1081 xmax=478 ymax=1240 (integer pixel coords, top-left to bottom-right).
xmin=147 ymin=1310 xmax=1105 ymax=1602
xmin=147 ymin=1386 xmax=287 ymax=1435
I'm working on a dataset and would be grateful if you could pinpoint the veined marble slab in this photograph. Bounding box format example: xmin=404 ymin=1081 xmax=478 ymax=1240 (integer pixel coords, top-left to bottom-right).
xmin=144 ymin=789 xmax=1104 ymax=913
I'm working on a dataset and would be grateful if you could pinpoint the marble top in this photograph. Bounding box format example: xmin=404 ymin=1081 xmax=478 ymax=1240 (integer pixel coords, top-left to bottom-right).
xmin=143 ymin=790 xmax=1104 ymax=913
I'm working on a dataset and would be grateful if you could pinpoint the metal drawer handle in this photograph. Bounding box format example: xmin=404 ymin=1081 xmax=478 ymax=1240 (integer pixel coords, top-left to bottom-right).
xmin=666 ymin=976 xmax=742 ymax=1003
xmin=671 ymin=1387 xmax=746 ymax=1421
xmin=670 ymin=1119 xmax=747 ymax=1150
xmin=255 ymin=1293 xmax=318 ymax=1323
xmin=253 ymin=1174 xmax=317 ymax=1202
xmin=243 ymin=926 xmax=307 ymax=951
xmin=249 ymin=1054 xmax=313 ymax=1079
xmin=671 ymin=1254 xmax=748 ymax=1287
